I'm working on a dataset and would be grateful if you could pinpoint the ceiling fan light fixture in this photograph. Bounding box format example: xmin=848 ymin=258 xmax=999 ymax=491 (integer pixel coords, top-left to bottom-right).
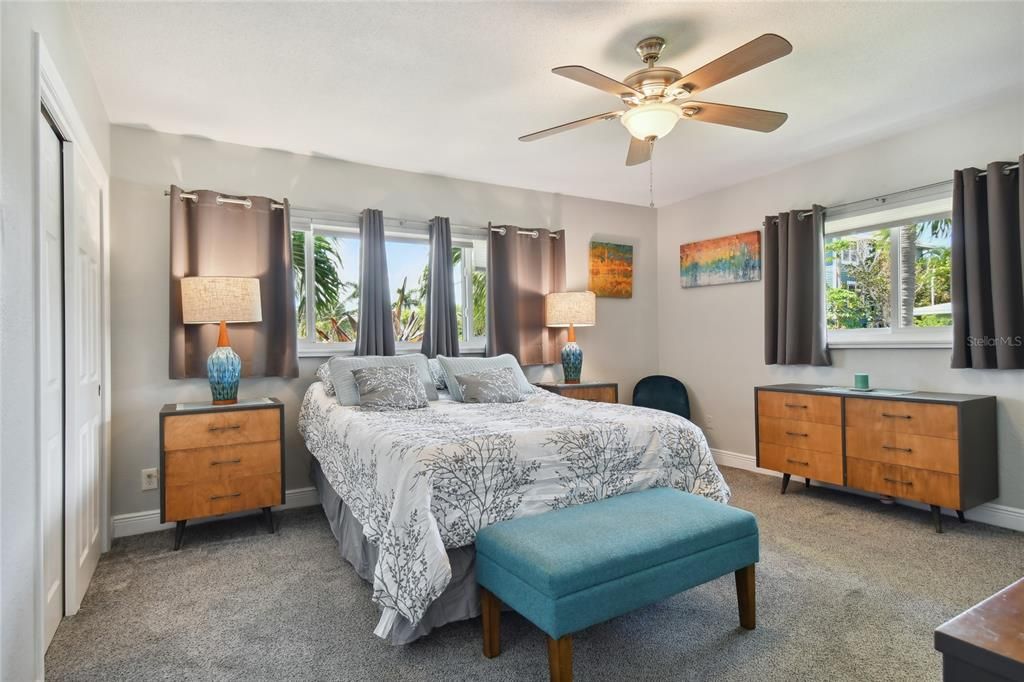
xmin=621 ymin=102 xmax=681 ymax=141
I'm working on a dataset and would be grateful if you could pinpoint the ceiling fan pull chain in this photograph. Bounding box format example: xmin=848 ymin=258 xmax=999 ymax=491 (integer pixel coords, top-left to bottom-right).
xmin=649 ymin=139 xmax=655 ymax=208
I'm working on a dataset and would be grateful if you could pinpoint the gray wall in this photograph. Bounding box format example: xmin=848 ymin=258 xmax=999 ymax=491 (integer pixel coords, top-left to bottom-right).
xmin=1 ymin=2 xmax=110 ymax=679
xmin=656 ymin=89 xmax=1024 ymax=508
xmin=109 ymin=125 xmax=660 ymax=516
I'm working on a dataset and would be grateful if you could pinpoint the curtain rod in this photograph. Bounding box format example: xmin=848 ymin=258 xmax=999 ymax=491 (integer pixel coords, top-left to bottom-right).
xmin=165 ymin=189 xmax=285 ymax=210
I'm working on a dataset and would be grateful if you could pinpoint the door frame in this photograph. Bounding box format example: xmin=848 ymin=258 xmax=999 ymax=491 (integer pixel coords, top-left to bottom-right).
xmin=34 ymin=33 xmax=112 ymax=668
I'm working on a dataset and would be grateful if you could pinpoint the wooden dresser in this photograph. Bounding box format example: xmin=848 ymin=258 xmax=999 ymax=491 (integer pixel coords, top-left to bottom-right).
xmin=160 ymin=399 xmax=285 ymax=549
xmin=754 ymin=384 xmax=997 ymax=532
xmin=535 ymin=381 xmax=619 ymax=404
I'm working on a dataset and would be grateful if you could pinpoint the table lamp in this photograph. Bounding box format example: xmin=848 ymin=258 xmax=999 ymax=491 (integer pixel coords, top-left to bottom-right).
xmin=181 ymin=276 xmax=262 ymax=404
xmin=545 ymin=291 xmax=596 ymax=384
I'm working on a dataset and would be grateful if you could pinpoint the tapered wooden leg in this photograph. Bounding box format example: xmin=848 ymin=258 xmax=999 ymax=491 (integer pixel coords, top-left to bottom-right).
xmin=931 ymin=505 xmax=943 ymax=534
xmin=957 ymin=510 xmax=966 ymax=523
xmin=547 ymin=635 xmax=573 ymax=682
xmin=481 ymin=588 xmax=501 ymax=658
xmin=735 ymin=564 xmax=756 ymax=630
xmin=780 ymin=473 xmax=791 ymax=495
xmin=262 ymin=507 xmax=275 ymax=534
xmin=805 ymin=477 xmax=811 ymax=488
xmin=173 ymin=520 xmax=186 ymax=551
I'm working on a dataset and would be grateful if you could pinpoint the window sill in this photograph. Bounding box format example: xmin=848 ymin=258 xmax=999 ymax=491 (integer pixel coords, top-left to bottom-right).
xmin=298 ymin=344 xmax=487 ymax=359
xmin=827 ymin=333 xmax=952 ymax=350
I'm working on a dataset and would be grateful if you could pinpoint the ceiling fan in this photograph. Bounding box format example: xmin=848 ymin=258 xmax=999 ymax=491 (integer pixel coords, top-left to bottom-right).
xmin=519 ymin=34 xmax=793 ymax=166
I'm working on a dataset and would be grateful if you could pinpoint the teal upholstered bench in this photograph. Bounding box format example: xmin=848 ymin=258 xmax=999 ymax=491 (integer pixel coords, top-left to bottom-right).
xmin=476 ymin=488 xmax=759 ymax=681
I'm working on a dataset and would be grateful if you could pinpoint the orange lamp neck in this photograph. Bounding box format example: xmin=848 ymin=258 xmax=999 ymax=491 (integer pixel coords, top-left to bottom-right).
xmin=217 ymin=320 xmax=231 ymax=347
xmin=567 ymin=323 xmax=576 ymax=343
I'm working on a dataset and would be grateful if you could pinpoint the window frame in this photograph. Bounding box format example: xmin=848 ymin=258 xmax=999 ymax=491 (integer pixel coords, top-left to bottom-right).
xmin=824 ymin=197 xmax=954 ymax=350
xmin=291 ymin=215 xmax=487 ymax=357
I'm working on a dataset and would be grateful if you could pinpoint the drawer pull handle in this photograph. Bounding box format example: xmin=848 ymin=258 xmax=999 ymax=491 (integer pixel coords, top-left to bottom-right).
xmin=785 ymin=431 xmax=809 ymax=437
xmin=881 ymin=445 xmax=912 ymax=453
xmin=210 ymin=492 xmax=241 ymax=500
xmin=210 ymin=458 xmax=242 ymax=466
xmin=882 ymin=477 xmax=913 ymax=486
xmin=784 ymin=403 xmax=808 ymax=409
xmin=786 ymin=458 xmax=809 ymax=466
xmin=881 ymin=413 xmax=912 ymax=420
xmin=208 ymin=424 xmax=242 ymax=432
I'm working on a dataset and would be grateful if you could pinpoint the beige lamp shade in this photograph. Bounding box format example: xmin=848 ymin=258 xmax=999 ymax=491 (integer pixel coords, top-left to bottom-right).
xmin=181 ymin=276 xmax=263 ymax=324
xmin=545 ymin=291 xmax=596 ymax=327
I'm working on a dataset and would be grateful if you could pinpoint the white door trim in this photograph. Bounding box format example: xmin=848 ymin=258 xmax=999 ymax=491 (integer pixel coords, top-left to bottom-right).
xmin=35 ymin=33 xmax=112 ymax=674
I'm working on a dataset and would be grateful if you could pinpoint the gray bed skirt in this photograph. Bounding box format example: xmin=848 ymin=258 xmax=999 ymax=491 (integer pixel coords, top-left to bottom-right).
xmin=311 ymin=459 xmax=481 ymax=645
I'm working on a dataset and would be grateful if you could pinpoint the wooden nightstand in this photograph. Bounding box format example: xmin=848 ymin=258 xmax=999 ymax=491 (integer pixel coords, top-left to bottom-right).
xmin=534 ymin=381 xmax=619 ymax=404
xmin=160 ymin=398 xmax=285 ymax=550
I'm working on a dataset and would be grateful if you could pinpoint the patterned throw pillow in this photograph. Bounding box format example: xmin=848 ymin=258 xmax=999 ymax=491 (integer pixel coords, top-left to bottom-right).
xmin=454 ymin=368 xmax=526 ymax=404
xmin=316 ymin=361 xmax=335 ymax=396
xmin=427 ymin=358 xmax=447 ymax=390
xmin=329 ymin=354 xmax=438 ymax=406
xmin=351 ymin=366 xmax=429 ymax=411
xmin=436 ymin=354 xmax=533 ymax=402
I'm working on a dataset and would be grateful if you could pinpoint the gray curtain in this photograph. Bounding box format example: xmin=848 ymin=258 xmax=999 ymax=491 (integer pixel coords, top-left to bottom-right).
xmin=169 ymin=185 xmax=298 ymax=378
xmin=355 ymin=208 xmax=395 ymax=356
xmin=951 ymin=157 xmax=1023 ymax=369
xmin=486 ymin=226 xmax=566 ymax=365
xmin=764 ymin=205 xmax=831 ymax=366
xmin=420 ymin=216 xmax=460 ymax=358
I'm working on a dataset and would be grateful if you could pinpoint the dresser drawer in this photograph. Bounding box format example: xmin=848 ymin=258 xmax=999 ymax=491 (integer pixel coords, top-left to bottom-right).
xmin=846 ymin=398 xmax=958 ymax=439
xmin=163 ymin=408 xmax=280 ymax=451
xmin=164 ymin=441 xmax=281 ymax=486
xmin=758 ymin=416 xmax=842 ymax=454
xmin=846 ymin=427 xmax=959 ymax=474
xmin=165 ymin=473 xmax=282 ymax=522
xmin=757 ymin=391 xmax=841 ymax=426
xmin=847 ymin=457 xmax=960 ymax=508
xmin=759 ymin=443 xmax=843 ymax=485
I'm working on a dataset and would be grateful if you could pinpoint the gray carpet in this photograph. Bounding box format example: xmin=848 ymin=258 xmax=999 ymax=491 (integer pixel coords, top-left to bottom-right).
xmin=46 ymin=467 xmax=1024 ymax=681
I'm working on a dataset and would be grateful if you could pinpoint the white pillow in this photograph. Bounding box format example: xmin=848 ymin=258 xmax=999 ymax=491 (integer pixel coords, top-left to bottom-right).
xmin=328 ymin=354 xmax=439 ymax=406
xmin=436 ymin=354 xmax=533 ymax=402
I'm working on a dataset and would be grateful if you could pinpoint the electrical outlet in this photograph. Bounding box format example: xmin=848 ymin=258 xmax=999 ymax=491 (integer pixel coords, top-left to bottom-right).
xmin=141 ymin=468 xmax=159 ymax=491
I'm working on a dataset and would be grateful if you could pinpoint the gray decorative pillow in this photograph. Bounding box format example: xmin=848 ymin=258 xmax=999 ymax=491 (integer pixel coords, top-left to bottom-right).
xmin=328 ymin=353 xmax=438 ymax=406
xmin=352 ymin=366 xmax=429 ymax=411
xmin=316 ymin=361 xmax=335 ymax=396
xmin=437 ymin=354 xmax=532 ymax=402
xmin=427 ymin=358 xmax=447 ymax=390
xmin=455 ymin=368 xmax=527 ymax=404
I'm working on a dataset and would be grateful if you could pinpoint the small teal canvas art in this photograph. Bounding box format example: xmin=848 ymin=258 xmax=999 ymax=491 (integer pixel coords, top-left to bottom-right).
xmin=679 ymin=230 xmax=761 ymax=288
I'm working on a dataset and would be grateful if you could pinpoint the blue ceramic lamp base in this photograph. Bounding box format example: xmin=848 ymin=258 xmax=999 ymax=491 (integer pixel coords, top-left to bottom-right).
xmin=208 ymin=321 xmax=241 ymax=405
xmin=561 ymin=341 xmax=583 ymax=383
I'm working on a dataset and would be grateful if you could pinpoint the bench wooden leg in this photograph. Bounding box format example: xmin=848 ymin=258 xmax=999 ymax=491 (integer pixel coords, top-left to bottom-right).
xmin=547 ymin=635 xmax=573 ymax=682
xmin=735 ymin=564 xmax=756 ymax=630
xmin=481 ymin=588 xmax=501 ymax=658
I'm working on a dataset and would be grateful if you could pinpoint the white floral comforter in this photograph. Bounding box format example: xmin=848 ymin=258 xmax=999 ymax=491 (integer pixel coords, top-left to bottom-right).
xmin=298 ymin=382 xmax=730 ymax=640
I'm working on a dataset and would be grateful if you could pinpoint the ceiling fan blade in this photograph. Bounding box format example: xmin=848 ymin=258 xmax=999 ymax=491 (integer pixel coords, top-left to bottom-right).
xmin=680 ymin=102 xmax=788 ymax=132
xmin=519 ymin=110 xmax=624 ymax=142
xmin=668 ymin=33 xmax=792 ymax=96
xmin=625 ymin=136 xmax=652 ymax=166
xmin=553 ymin=65 xmax=643 ymax=99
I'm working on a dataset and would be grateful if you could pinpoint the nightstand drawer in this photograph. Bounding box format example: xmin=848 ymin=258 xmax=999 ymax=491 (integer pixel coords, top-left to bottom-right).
xmin=165 ymin=473 xmax=282 ymax=522
xmin=163 ymin=408 xmax=279 ymax=451
xmin=164 ymin=441 xmax=281 ymax=485
xmin=757 ymin=416 xmax=842 ymax=454
xmin=561 ymin=385 xmax=618 ymax=403
xmin=759 ymin=443 xmax=843 ymax=485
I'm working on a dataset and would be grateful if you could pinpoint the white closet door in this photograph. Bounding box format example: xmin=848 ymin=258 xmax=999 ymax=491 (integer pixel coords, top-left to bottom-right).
xmin=40 ymin=111 xmax=65 ymax=648
xmin=63 ymin=142 xmax=103 ymax=615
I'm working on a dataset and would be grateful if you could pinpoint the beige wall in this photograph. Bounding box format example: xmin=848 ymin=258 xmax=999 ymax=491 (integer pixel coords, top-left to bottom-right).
xmin=656 ymin=89 xmax=1024 ymax=509
xmin=109 ymin=125 xmax=659 ymax=516
xmin=1 ymin=2 xmax=110 ymax=679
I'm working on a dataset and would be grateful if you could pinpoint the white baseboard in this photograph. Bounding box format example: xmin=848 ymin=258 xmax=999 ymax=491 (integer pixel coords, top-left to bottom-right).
xmin=711 ymin=448 xmax=1024 ymax=533
xmin=111 ymin=486 xmax=320 ymax=539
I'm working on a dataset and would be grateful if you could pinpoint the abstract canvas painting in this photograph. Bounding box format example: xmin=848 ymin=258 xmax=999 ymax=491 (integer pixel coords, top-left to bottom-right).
xmin=588 ymin=241 xmax=633 ymax=298
xmin=679 ymin=230 xmax=761 ymax=288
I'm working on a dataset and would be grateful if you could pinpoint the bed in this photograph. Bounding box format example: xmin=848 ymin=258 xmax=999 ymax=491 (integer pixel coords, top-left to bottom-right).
xmin=298 ymin=381 xmax=730 ymax=644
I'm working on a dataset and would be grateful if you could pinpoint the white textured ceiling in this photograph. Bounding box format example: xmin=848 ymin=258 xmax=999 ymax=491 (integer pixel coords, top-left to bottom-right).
xmin=71 ymin=1 xmax=1024 ymax=207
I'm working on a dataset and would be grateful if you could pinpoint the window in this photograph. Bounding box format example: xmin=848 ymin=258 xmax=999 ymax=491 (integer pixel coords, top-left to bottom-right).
xmin=292 ymin=220 xmax=487 ymax=354
xmin=823 ymin=194 xmax=953 ymax=348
